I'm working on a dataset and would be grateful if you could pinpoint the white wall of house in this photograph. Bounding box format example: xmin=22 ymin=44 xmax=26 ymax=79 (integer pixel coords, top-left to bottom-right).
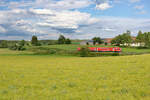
xmin=121 ymin=43 xmax=144 ymax=47
xmin=130 ymin=43 xmax=140 ymax=47
xmin=80 ymin=41 xmax=93 ymax=45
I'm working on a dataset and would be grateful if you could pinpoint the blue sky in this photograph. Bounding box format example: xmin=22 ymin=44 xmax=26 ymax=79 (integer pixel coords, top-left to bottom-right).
xmin=0 ymin=0 xmax=150 ymax=40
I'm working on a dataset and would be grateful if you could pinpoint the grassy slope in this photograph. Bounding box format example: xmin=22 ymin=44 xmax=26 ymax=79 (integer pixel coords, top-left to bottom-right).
xmin=0 ymin=48 xmax=33 ymax=55
xmin=0 ymin=55 xmax=150 ymax=100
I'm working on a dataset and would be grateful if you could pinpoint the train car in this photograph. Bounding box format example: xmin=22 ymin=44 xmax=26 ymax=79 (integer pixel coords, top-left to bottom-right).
xmin=78 ymin=47 xmax=122 ymax=52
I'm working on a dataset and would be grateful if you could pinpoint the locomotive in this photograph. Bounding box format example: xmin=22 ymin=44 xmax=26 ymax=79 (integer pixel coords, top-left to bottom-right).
xmin=78 ymin=47 xmax=122 ymax=52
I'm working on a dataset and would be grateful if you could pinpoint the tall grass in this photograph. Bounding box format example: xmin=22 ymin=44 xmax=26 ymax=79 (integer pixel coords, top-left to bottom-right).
xmin=0 ymin=54 xmax=150 ymax=99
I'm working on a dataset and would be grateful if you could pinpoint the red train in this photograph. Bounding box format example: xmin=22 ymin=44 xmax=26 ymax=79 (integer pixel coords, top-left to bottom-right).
xmin=78 ymin=47 xmax=122 ymax=52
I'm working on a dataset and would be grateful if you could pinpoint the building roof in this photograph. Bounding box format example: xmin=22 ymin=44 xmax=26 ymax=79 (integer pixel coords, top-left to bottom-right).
xmin=103 ymin=38 xmax=113 ymax=43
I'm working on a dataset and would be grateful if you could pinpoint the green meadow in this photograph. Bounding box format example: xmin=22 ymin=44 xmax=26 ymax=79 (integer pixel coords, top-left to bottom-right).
xmin=0 ymin=53 xmax=150 ymax=100
xmin=29 ymin=45 xmax=150 ymax=56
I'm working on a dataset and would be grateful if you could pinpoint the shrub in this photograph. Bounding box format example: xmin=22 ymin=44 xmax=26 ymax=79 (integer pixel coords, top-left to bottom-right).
xmin=9 ymin=44 xmax=26 ymax=51
xmin=30 ymin=47 xmax=65 ymax=55
xmin=79 ymin=46 xmax=90 ymax=57
xmin=65 ymin=38 xmax=71 ymax=44
xmin=86 ymin=42 xmax=89 ymax=45
xmin=0 ymin=40 xmax=8 ymax=48
xmin=105 ymin=42 xmax=108 ymax=46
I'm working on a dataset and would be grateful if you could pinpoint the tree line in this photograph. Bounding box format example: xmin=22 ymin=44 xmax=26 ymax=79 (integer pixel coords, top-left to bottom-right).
xmin=111 ymin=30 xmax=150 ymax=48
xmin=0 ymin=35 xmax=72 ymax=51
xmin=31 ymin=35 xmax=72 ymax=46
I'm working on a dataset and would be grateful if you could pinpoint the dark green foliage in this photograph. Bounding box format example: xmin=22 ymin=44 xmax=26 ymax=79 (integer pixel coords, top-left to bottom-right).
xmin=31 ymin=47 xmax=57 ymax=55
xmin=58 ymin=35 xmax=66 ymax=44
xmin=19 ymin=40 xmax=26 ymax=46
xmin=9 ymin=43 xmax=26 ymax=51
xmin=0 ymin=40 xmax=8 ymax=48
xmin=9 ymin=40 xmax=26 ymax=51
xmin=39 ymin=40 xmax=57 ymax=45
xmin=92 ymin=37 xmax=103 ymax=45
xmin=90 ymin=52 xmax=120 ymax=57
xmin=111 ymin=35 xmax=123 ymax=46
xmin=143 ymin=32 xmax=150 ymax=47
xmin=136 ymin=31 xmax=144 ymax=42
xmin=136 ymin=31 xmax=144 ymax=47
xmin=79 ymin=46 xmax=90 ymax=57
xmin=58 ymin=35 xmax=72 ymax=44
xmin=86 ymin=42 xmax=89 ymax=45
xmin=65 ymin=38 xmax=71 ymax=44
xmin=105 ymin=42 xmax=108 ymax=46
xmin=93 ymin=41 xmax=96 ymax=45
xmin=31 ymin=35 xmax=40 ymax=46
xmin=111 ymin=30 xmax=132 ymax=46
xmin=30 ymin=47 xmax=78 ymax=55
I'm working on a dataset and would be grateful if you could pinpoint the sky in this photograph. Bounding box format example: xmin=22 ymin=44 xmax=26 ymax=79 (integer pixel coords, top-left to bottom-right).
xmin=0 ymin=0 xmax=150 ymax=40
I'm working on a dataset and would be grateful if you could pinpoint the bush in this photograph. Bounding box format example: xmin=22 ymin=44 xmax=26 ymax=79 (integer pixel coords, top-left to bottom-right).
xmin=0 ymin=40 xmax=8 ymax=48
xmin=30 ymin=47 xmax=78 ymax=55
xmin=105 ymin=42 xmax=108 ymax=46
xmin=30 ymin=47 xmax=64 ymax=55
xmin=79 ymin=46 xmax=90 ymax=57
xmin=9 ymin=44 xmax=26 ymax=51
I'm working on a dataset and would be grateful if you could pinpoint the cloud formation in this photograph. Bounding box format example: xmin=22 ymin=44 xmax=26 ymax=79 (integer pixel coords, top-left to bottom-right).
xmin=96 ymin=3 xmax=112 ymax=10
xmin=129 ymin=0 xmax=140 ymax=3
xmin=0 ymin=0 xmax=149 ymax=40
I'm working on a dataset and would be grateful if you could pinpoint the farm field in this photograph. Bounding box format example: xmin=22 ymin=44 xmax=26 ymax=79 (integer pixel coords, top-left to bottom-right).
xmin=0 ymin=54 xmax=150 ymax=100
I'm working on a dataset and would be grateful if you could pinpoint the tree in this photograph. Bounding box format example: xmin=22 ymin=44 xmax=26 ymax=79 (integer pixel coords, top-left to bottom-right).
xmin=0 ymin=40 xmax=8 ymax=48
xmin=92 ymin=37 xmax=97 ymax=45
xmin=9 ymin=42 xmax=26 ymax=51
xmin=92 ymin=37 xmax=103 ymax=45
xmin=111 ymin=30 xmax=132 ymax=46
xmin=143 ymin=32 xmax=150 ymax=47
xmin=105 ymin=42 xmax=108 ymax=46
xmin=31 ymin=35 xmax=38 ymax=46
xmin=97 ymin=37 xmax=103 ymax=44
xmin=122 ymin=32 xmax=132 ymax=46
xmin=58 ymin=35 xmax=66 ymax=44
xmin=19 ymin=40 xmax=26 ymax=46
xmin=86 ymin=42 xmax=89 ymax=45
xmin=65 ymin=38 xmax=71 ymax=44
xmin=111 ymin=35 xmax=123 ymax=46
xmin=136 ymin=30 xmax=144 ymax=46
xmin=126 ymin=30 xmax=131 ymax=35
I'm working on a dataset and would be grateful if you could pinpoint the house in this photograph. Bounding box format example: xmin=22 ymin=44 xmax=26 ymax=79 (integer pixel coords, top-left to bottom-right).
xmin=80 ymin=40 xmax=94 ymax=45
xmin=102 ymin=38 xmax=113 ymax=45
xmin=121 ymin=37 xmax=144 ymax=47
xmin=80 ymin=36 xmax=144 ymax=47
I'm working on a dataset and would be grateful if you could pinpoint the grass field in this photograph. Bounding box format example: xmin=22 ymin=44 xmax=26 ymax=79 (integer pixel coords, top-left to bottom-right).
xmin=0 ymin=54 xmax=150 ymax=100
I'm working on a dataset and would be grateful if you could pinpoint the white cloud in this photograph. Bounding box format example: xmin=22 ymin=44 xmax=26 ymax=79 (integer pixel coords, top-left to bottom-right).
xmin=0 ymin=8 xmax=100 ymax=39
xmin=136 ymin=10 xmax=147 ymax=14
xmin=0 ymin=26 xmax=6 ymax=33
xmin=134 ymin=5 xmax=144 ymax=10
xmin=0 ymin=7 xmax=150 ymax=40
xmin=32 ymin=9 xmax=100 ymax=29
xmin=129 ymin=0 xmax=140 ymax=3
xmin=96 ymin=3 xmax=112 ymax=10
xmin=30 ymin=9 xmax=54 ymax=15
xmin=4 ymin=0 xmax=91 ymax=10
xmin=0 ymin=0 xmax=149 ymax=40
xmin=44 ymin=0 xmax=91 ymax=10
